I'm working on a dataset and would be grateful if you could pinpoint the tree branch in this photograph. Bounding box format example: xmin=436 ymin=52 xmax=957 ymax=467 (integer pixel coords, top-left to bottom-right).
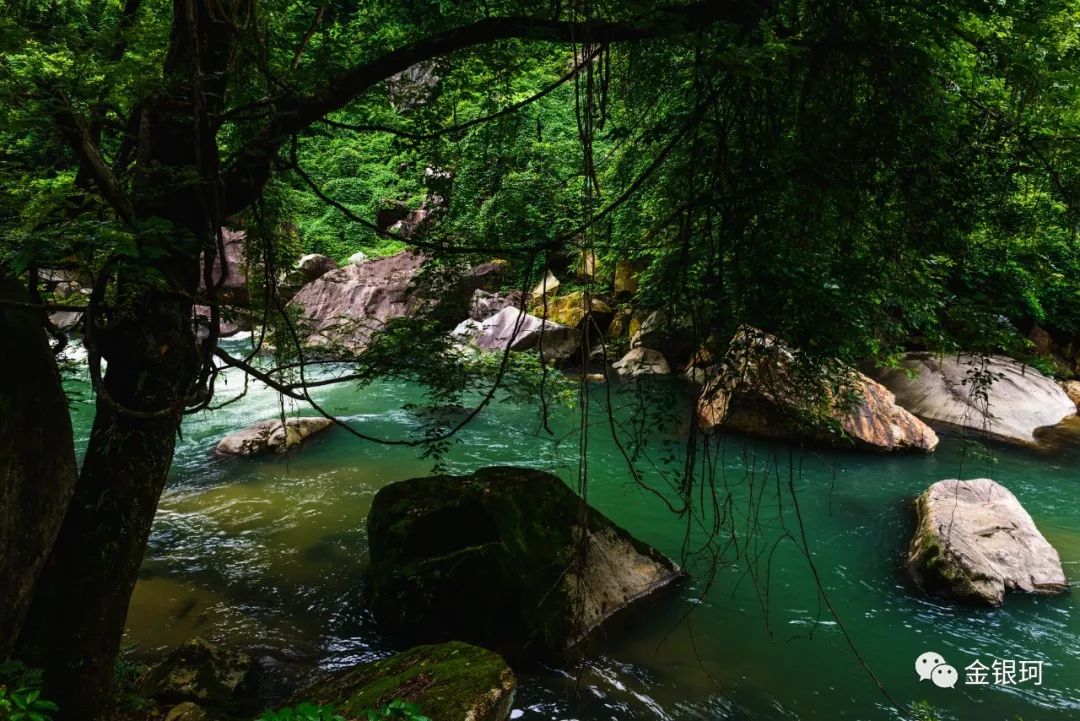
xmin=222 ymin=1 xmax=767 ymax=214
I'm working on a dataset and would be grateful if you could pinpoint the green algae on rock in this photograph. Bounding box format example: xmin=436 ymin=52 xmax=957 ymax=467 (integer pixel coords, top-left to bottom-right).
xmin=367 ymin=466 xmax=686 ymax=663
xmin=293 ymin=642 xmax=515 ymax=721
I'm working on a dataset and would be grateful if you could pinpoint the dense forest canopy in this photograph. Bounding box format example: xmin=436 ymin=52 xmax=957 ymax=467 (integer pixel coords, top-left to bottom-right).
xmin=1 ymin=1 xmax=1080 ymax=720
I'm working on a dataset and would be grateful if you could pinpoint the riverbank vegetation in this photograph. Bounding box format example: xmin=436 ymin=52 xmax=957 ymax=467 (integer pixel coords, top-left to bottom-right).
xmin=2 ymin=1 xmax=1080 ymax=720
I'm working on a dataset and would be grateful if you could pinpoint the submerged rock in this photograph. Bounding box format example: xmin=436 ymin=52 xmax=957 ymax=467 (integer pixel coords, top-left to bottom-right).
xmin=367 ymin=467 xmax=685 ymax=663
xmin=875 ymin=353 xmax=1076 ymax=443
xmin=143 ymin=638 xmax=253 ymax=709
xmin=611 ymin=347 xmax=671 ymax=377
xmin=906 ymin=479 xmax=1068 ymax=606
xmin=214 ymin=417 xmax=332 ymax=456
xmin=293 ymin=642 xmax=514 ymax=721
xmin=698 ymin=328 xmax=938 ymax=452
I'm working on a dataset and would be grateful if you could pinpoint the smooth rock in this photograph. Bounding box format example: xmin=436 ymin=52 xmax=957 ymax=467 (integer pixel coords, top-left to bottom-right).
xmin=367 ymin=467 xmax=686 ymax=662
xmin=630 ymin=310 xmax=695 ymax=364
xmin=612 ymin=347 xmax=671 ymax=377
xmin=907 ymin=478 xmax=1068 ymax=606
xmin=471 ymin=307 xmax=580 ymax=362
xmin=142 ymin=638 xmax=253 ymax=709
xmin=49 ymin=310 xmax=82 ymax=332
xmin=292 ymin=642 xmax=514 ymax=721
xmin=698 ymin=328 xmax=938 ymax=452
xmin=875 ymin=353 xmax=1076 ymax=443
xmin=348 ymin=251 xmax=369 ymax=266
xmin=214 ymin=417 xmax=332 ymax=456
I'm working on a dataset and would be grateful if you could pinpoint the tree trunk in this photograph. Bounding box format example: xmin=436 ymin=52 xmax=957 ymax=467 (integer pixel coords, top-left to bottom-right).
xmin=15 ymin=251 xmax=200 ymax=720
xmin=0 ymin=272 xmax=78 ymax=658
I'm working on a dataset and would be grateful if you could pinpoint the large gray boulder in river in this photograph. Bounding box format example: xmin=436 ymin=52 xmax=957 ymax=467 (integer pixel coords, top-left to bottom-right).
xmin=907 ymin=478 xmax=1068 ymax=606
xmin=697 ymin=328 xmax=938 ymax=452
xmin=875 ymin=353 xmax=1076 ymax=443
xmin=367 ymin=467 xmax=686 ymax=663
xmin=214 ymin=417 xmax=332 ymax=456
xmin=291 ymin=642 xmax=514 ymax=721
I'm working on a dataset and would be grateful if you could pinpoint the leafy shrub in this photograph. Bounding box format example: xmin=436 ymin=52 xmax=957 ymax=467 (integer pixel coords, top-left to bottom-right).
xmin=0 ymin=661 xmax=58 ymax=721
xmin=257 ymin=699 xmax=430 ymax=721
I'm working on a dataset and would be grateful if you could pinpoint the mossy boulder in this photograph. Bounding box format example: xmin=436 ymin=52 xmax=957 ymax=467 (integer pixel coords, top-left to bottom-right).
xmin=292 ymin=642 xmax=514 ymax=721
xmin=535 ymin=290 xmax=613 ymax=330
xmin=367 ymin=467 xmax=686 ymax=663
xmin=907 ymin=479 xmax=1068 ymax=606
xmin=142 ymin=638 xmax=253 ymax=709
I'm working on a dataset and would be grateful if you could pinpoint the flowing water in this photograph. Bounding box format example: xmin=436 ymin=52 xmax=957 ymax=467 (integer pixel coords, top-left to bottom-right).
xmin=64 ymin=341 xmax=1080 ymax=720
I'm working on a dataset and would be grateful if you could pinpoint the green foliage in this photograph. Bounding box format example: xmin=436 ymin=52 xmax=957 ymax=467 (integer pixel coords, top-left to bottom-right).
xmin=0 ymin=661 xmax=58 ymax=721
xmin=257 ymin=699 xmax=430 ymax=721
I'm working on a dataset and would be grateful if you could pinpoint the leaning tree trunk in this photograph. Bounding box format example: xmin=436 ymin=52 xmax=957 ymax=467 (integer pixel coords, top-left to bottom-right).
xmin=0 ymin=272 xmax=78 ymax=658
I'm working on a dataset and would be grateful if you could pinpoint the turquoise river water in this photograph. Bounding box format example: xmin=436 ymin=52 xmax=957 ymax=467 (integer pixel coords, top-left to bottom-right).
xmin=64 ymin=341 xmax=1080 ymax=721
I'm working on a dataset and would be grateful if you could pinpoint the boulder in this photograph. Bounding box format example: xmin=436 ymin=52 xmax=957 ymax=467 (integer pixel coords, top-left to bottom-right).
xmin=576 ymin=249 xmax=597 ymax=281
xmin=537 ymin=290 xmax=613 ymax=330
xmin=49 ymin=310 xmax=82 ymax=332
xmin=348 ymin=251 xmax=369 ymax=266
xmin=214 ymin=417 xmax=332 ymax=456
xmin=613 ymin=260 xmax=639 ymax=298
xmin=875 ymin=353 xmax=1076 ymax=443
xmin=142 ymin=638 xmax=253 ymax=709
xmin=698 ymin=328 xmax=938 ymax=452
xmin=368 ymin=467 xmax=685 ymax=663
xmin=906 ymin=479 xmax=1068 ymax=606
xmin=612 ymin=347 xmax=671 ymax=377
xmin=605 ymin=309 xmax=632 ymax=339
xmin=630 ymin=310 xmax=695 ymax=365
xmin=290 ymin=251 xmax=494 ymax=351
xmin=469 ymin=307 xmax=581 ymax=362
xmin=469 ymin=289 xmax=520 ymax=321
xmin=295 ymin=254 xmax=337 ymax=284
xmin=1062 ymin=380 xmax=1080 ymax=410
xmin=388 ymin=61 xmax=440 ymax=111
xmin=291 ymin=642 xmax=514 ymax=721
xmin=198 ymin=229 xmax=249 ymax=306
xmin=290 ymin=251 xmax=426 ymax=350
xmin=529 ymin=270 xmax=560 ymax=303
xmin=164 ymin=703 xmax=209 ymax=721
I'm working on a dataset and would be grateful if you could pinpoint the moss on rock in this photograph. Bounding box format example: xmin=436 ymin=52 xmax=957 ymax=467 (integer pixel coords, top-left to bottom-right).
xmin=294 ymin=642 xmax=515 ymax=721
xmin=367 ymin=466 xmax=685 ymax=663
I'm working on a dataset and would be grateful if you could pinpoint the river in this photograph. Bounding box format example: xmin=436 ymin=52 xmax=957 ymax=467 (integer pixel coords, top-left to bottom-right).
xmin=64 ymin=341 xmax=1080 ymax=720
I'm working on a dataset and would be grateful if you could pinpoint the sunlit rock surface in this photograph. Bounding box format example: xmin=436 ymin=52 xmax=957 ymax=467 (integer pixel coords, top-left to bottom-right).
xmin=697 ymin=328 xmax=938 ymax=452
xmin=875 ymin=353 xmax=1076 ymax=443
xmin=907 ymin=478 xmax=1068 ymax=606
xmin=214 ymin=417 xmax=332 ymax=456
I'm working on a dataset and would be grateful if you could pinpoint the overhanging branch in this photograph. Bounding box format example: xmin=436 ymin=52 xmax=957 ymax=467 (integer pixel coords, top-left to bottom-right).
xmin=222 ymin=1 xmax=768 ymax=214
